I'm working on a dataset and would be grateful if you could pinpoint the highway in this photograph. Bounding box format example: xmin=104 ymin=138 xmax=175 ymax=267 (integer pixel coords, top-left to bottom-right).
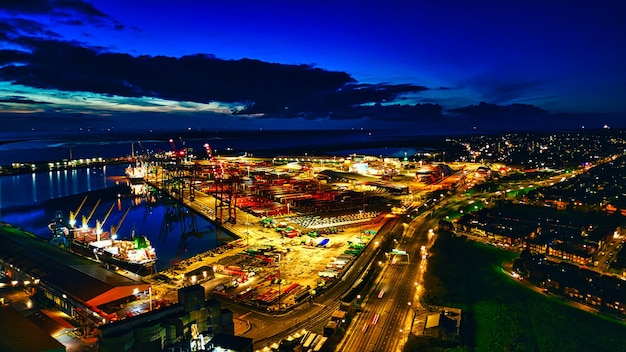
xmin=337 ymin=205 xmax=442 ymax=352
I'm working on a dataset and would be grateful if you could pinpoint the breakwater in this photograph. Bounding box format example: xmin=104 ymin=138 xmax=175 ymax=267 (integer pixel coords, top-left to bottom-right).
xmin=0 ymin=156 xmax=134 ymax=177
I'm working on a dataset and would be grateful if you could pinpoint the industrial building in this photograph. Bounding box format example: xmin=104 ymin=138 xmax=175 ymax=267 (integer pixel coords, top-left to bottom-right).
xmin=0 ymin=224 xmax=247 ymax=351
xmin=99 ymin=284 xmax=247 ymax=352
xmin=0 ymin=306 xmax=66 ymax=352
xmin=0 ymin=223 xmax=150 ymax=325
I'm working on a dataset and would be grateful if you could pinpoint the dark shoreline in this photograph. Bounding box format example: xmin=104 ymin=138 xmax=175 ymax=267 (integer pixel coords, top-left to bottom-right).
xmin=0 ymin=157 xmax=132 ymax=177
xmin=2 ymin=127 xmax=622 ymax=176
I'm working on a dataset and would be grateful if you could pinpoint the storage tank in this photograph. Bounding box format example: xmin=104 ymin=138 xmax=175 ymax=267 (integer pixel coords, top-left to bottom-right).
xmin=135 ymin=321 xmax=165 ymax=352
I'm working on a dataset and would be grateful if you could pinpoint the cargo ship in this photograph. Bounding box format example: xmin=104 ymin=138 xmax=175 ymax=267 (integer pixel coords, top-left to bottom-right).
xmin=48 ymin=211 xmax=157 ymax=275
xmin=89 ymin=235 xmax=157 ymax=275
xmin=125 ymin=163 xmax=146 ymax=183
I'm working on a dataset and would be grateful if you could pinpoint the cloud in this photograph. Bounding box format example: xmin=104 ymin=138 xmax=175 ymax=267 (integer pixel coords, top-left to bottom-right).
xmin=447 ymin=102 xmax=616 ymax=131
xmin=0 ymin=1 xmax=431 ymax=122
xmin=0 ymin=18 xmax=60 ymax=38
xmin=0 ymin=95 xmax=51 ymax=105
xmin=462 ymin=67 xmax=547 ymax=104
xmin=448 ymin=102 xmax=548 ymax=129
xmin=0 ymin=0 xmax=110 ymax=22
xmin=0 ymin=35 xmax=428 ymax=118
xmin=0 ymin=49 xmax=31 ymax=65
xmin=0 ymin=0 xmax=124 ymax=40
xmin=3 ymin=0 xmax=614 ymax=132
xmin=450 ymin=101 xmax=547 ymax=119
xmin=324 ymin=103 xmax=444 ymax=122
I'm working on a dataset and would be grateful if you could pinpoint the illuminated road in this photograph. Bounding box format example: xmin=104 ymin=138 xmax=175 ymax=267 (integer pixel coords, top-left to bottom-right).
xmin=337 ymin=205 xmax=441 ymax=352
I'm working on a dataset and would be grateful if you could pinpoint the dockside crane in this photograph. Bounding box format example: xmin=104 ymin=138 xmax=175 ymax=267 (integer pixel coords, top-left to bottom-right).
xmin=110 ymin=208 xmax=130 ymax=238
xmin=81 ymin=199 xmax=101 ymax=229
xmin=203 ymin=142 xmax=238 ymax=235
xmin=203 ymin=143 xmax=224 ymax=179
xmin=95 ymin=203 xmax=115 ymax=238
xmin=169 ymin=138 xmax=186 ymax=161
xmin=69 ymin=195 xmax=88 ymax=228
xmin=165 ymin=137 xmax=194 ymax=199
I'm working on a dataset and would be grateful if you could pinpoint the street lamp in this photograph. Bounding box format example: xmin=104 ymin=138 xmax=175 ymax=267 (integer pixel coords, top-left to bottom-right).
xmin=277 ymin=254 xmax=281 ymax=311
xmin=246 ymin=213 xmax=250 ymax=247
xmin=408 ymin=301 xmax=418 ymax=333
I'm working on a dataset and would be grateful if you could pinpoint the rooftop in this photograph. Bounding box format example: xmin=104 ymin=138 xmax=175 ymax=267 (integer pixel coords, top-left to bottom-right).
xmin=0 ymin=306 xmax=66 ymax=352
xmin=0 ymin=223 xmax=149 ymax=307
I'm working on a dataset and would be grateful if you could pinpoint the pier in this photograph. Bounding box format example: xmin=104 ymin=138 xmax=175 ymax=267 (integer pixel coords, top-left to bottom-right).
xmin=0 ymin=156 xmax=133 ymax=176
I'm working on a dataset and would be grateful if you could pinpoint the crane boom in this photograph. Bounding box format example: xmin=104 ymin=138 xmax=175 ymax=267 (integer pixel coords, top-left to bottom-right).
xmin=75 ymin=195 xmax=88 ymax=215
xmin=110 ymin=208 xmax=130 ymax=236
xmin=169 ymin=137 xmax=187 ymax=161
xmin=169 ymin=138 xmax=177 ymax=154
xmin=101 ymin=203 xmax=116 ymax=227
xmin=203 ymin=143 xmax=224 ymax=179
xmin=69 ymin=196 xmax=88 ymax=227
xmin=95 ymin=203 xmax=115 ymax=240
xmin=82 ymin=199 xmax=101 ymax=228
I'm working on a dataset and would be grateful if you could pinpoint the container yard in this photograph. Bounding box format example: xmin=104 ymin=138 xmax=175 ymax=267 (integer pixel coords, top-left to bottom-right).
xmin=137 ymin=150 xmax=455 ymax=313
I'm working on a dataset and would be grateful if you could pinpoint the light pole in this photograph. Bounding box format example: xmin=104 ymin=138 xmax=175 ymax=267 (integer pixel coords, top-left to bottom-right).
xmin=246 ymin=213 xmax=250 ymax=247
xmin=359 ymin=209 xmax=364 ymax=238
xmin=355 ymin=294 xmax=362 ymax=311
xmin=408 ymin=301 xmax=418 ymax=333
xmin=277 ymin=253 xmax=281 ymax=311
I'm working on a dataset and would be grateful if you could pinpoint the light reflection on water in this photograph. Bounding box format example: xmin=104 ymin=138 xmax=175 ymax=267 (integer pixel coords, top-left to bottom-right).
xmin=0 ymin=165 xmax=225 ymax=271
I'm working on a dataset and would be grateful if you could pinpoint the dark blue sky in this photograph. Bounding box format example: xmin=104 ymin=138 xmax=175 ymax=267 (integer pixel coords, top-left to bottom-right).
xmin=0 ymin=0 xmax=625 ymax=132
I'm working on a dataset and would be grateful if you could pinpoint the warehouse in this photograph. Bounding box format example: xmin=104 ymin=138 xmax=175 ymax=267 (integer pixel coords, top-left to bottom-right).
xmin=0 ymin=223 xmax=150 ymax=325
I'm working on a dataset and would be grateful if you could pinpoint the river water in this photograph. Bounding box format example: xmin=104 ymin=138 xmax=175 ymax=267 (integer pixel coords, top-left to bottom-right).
xmin=0 ymin=164 xmax=225 ymax=271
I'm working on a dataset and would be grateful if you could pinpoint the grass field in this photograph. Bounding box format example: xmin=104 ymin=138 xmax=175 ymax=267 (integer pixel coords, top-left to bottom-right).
xmin=423 ymin=233 xmax=626 ymax=352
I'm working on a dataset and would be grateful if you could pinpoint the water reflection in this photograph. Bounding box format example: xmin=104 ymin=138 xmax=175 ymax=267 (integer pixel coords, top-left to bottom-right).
xmin=31 ymin=173 xmax=36 ymax=203
xmin=0 ymin=166 xmax=226 ymax=271
xmin=0 ymin=165 xmax=120 ymax=208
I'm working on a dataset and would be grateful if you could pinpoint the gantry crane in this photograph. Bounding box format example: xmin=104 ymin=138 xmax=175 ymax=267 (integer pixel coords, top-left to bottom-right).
xmin=164 ymin=137 xmax=197 ymax=200
xmin=203 ymin=143 xmax=238 ymax=225
xmin=169 ymin=138 xmax=187 ymax=162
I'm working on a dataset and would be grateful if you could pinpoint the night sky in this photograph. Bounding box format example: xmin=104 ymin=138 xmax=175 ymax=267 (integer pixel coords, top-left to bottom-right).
xmin=1 ymin=0 xmax=625 ymax=133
